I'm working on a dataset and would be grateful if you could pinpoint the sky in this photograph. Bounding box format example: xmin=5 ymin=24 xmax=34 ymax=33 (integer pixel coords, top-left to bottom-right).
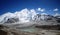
xmin=0 ymin=0 xmax=60 ymax=15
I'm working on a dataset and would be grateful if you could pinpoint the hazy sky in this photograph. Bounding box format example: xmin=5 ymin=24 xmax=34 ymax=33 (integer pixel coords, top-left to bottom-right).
xmin=0 ymin=0 xmax=60 ymax=15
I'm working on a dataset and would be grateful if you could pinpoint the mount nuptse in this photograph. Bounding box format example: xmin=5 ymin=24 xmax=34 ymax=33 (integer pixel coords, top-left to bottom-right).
xmin=0 ymin=8 xmax=60 ymax=26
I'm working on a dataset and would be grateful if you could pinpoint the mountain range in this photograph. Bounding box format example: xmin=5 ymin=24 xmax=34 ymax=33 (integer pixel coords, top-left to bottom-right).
xmin=0 ymin=8 xmax=60 ymax=26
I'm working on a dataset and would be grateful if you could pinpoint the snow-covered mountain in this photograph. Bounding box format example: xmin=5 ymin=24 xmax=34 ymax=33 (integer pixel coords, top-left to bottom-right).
xmin=0 ymin=8 xmax=60 ymax=25
xmin=34 ymin=13 xmax=55 ymax=21
xmin=0 ymin=8 xmax=37 ymax=23
xmin=33 ymin=13 xmax=60 ymax=25
xmin=54 ymin=13 xmax=60 ymax=23
xmin=54 ymin=13 xmax=60 ymax=18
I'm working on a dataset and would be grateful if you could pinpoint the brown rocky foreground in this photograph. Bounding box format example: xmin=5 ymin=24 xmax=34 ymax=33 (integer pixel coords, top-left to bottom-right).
xmin=0 ymin=25 xmax=60 ymax=35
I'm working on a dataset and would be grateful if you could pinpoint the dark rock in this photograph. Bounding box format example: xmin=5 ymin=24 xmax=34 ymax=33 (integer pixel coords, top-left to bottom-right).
xmin=0 ymin=25 xmax=4 ymax=29
xmin=56 ymin=18 xmax=60 ymax=23
xmin=0 ymin=30 xmax=8 ymax=35
xmin=41 ymin=33 xmax=45 ymax=34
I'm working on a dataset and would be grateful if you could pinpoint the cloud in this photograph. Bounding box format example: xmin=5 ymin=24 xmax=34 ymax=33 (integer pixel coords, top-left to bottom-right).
xmin=37 ymin=8 xmax=41 ymax=11
xmin=53 ymin=8 xmax=58 ymax=11
xmin=37 ymin=8 xmax=45 ymax=12
xmin=0 ymin=8 xmax=37 ymax=23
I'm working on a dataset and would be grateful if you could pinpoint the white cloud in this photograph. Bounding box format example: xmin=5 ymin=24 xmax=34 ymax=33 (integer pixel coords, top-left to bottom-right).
xmin=37 ymin=8 xmax=45 ymax=12
xmin=37 ymin=8 xmax=41 ymax=11
xmin=53 ymin=8 xmax=58 ymax=11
